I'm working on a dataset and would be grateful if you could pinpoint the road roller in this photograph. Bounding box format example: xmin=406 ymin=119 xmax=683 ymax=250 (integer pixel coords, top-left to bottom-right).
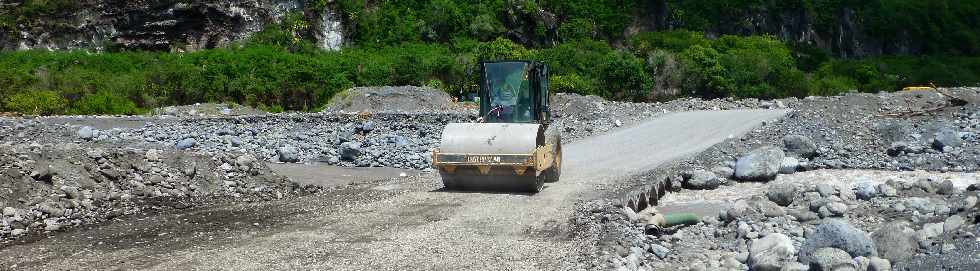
xmin=432 ymin=60 xmax=561 ymax=192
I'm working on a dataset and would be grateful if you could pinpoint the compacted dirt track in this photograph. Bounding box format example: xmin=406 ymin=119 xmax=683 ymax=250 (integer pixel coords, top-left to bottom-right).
xmin=0 ymin=110 xmax=787 ymax=270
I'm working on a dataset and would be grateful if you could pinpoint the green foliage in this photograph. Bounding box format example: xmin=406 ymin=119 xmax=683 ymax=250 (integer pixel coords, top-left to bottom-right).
xmin=3 ymin=90 xmax=67 ymax=115
xmin=681 ymin=45 xmax=732 ymax=98
xmin=549 ymin=74 xmax=596 ymax=95
xmin=598 ymin=52 xmax=654 ymax=101
xmin=557 ymin=18 xmax=595 ymax=42
xmin=630 ymin=30 xmax=709 ymax=53
xmin=5 ymin=0 xmax=980 ymax=115
xmin=469 ymin=14 xmax=505 ymax=41
xmin=1 ymin=0 xmax=78 ymax=34
xmin=476 ymin=37 xmax=532 ymax=61
xmin=70 ymin=90 xmax=140 ymax=115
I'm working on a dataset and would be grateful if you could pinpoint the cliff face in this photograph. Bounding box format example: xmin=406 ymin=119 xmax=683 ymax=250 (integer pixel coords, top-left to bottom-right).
xmin=0 ymin=1 xmax=940 ymax=57
xmin=631 ymin=1 xmax=919 ymax=58
xmin=0 ymin=0 xmax=344 ymax=51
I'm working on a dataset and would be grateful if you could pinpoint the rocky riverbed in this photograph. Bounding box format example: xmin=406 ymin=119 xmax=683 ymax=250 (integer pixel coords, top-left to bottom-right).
xmin=2 ymin=86 xmax=979 ymax=271
xmin=579 ymin=88 xmax=980 ymax=271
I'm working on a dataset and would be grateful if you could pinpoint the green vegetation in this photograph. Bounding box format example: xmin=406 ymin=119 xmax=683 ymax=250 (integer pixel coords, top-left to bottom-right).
xmin=2 ymin=0 xmax=980 ymax=115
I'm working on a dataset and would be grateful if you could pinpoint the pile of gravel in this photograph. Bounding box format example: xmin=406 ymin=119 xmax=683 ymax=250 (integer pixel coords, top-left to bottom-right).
xmin=324 ymin=86 xmax=464 ymax=113
xmin=0 ymin=143 xmax=304 ymax=243
xmin=151 ymin=103 xmax=267 ymax=117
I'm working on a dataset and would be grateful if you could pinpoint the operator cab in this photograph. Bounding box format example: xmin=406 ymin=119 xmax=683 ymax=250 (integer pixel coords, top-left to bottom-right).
xmin=478 ymin=61 xmax=550 ymax=124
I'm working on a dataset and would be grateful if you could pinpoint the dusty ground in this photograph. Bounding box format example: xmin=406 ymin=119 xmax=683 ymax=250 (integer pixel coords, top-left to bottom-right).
xmin=0 ymin=110 xmax=786 ymax=270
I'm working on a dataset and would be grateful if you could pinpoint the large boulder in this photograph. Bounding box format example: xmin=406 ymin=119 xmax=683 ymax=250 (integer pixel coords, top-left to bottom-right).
xmin=767 ymin=183 xmax=798 ymax=206
xmin=799 ymin=220 xmax=877 ymax=264
xmin=176 ymin=138 xmax=197 ymax=150
xmin=749 ymin=233 xmax=796 ymax=271
xmin=932 ymin=128 xmax=963 ymax=150
xmin=340 ymin=142 xmax=363 ymax=161
xmin=77 ymin=126 xmax=96 ymax=140
xmin=735 ymin=146 xmax=786 ymax=182
xmin=783 ymin=135 xmax=817 ymax=158
xmin=871 ymin=222 xmax=917 ymax=262
xmin=277 ymin=145 xmax=299 ymax=163
xmin=809 ymin=247 xmax=857 ymax=271
xmin=779 ymin=157 xmax=800 ymax=174
xmin=854 ymin=181 xmax=879 ymax=200
xmin=711 ymin=166 xmax=735 ymax=179
xmin=683 ymin=170 xmax=722 ymax=190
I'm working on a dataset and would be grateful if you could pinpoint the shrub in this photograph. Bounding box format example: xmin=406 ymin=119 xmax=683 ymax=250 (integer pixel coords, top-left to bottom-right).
xmin=70 ymin=90 xmax=140 ymax=115
xmin=476 ymin=37 xmax=532 ymax=61
xmin=550 ymin=74 xmax=597 ymax=96
xmin=598 ymin=52 xmax=654 ymax=102
xmin=558 ymin=18 xmax=595 ymax=42
xmin=4 ymin=90 xmax=68 ymax=115
xmin=680 ymin=45 xmax=732 ymax=98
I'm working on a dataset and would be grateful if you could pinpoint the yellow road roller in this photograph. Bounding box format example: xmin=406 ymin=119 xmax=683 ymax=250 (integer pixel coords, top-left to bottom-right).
xmin=432 ymin=61 xmax=561 ymax=192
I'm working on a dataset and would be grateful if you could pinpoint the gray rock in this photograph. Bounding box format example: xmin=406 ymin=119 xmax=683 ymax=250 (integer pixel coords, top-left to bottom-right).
xmin=236 ymin=154 xmax=257 ymax=168
xmin=854 ymin=182 xmax=878 ymax=200
xmin=818 ymin=206 xmax=834 ymax=218
xmin=878 ymin=184 xmax=897 ymax=197
xmin=683 ymin=170 xmax=722 ymax=190
xmin=648 ymin=243 xmax=670 ymax=259
xmin=229 ymin=136 xmax=243 ymax=147
xmin=77 ymin=126 xmax=95 ymax=140
xmin=783 ymin=135 xmax=818 ymax=158
xmin=767 ymin=183 xmax=798 ymax=206
xmin=724 ymin=199 xmax=757 ymax=222
xmin=871 ymin=222 xmax=917 ymax=262
xmin=904 ymin=198 xmax=935 ymax=213
xmin=145 ymin=149 xmax=162 ymax=162
xmin=758 ymin=200 xmax=787 ymax=217
xmin=799 ymin=220 xmax=877 ymax=264
xmin=711 ymin=166 xmax=736 ymax=179
xmin=60 ymin=186 xmax=80 ymax=199
xmin=809 ymin=247 xmax=856 ymax=271
xmin=749 ymin=233 xmax=796 ymax=271
xmin=816 ymin=183 xmax=836 ymax=197
xmin=3 ymin=207 xmax=18 ymax=217
xmin=388 ymin=135 xmax=409 ymax=147
xmin=788 ymin=209 xmax=819 ymax=222
xmin=735 ymin=146 xmax=786 ymax=182
xmin=43 ymin=219 xmax=61 ymax=231
xmin=340 ymin=142 xmax=363 ymax=161
xmin=780 ymin=262 xmax=808 ymax=271
xmin=868 ymin=257 xmax=891 ymax=271
xmin=176 ymin=138 xmax=196 ymax=150
xmin=779 ymin=157 xmax=800 ymax=174
xmin=826 ymin=202 xmax=848 ymax=216
xmin=36 ymin=202 xmax=65 ymax=217
xmin=854 ymin=256 xmax=870 ymax=271
xmin=943 ymin=215 xmax=964 ymax=234
xmin=277 ymin=145 xmax=299 ymax=163
xmin=914 ymin=223 xmax=943 ymax=249
xmin=932 ymin=128 xmax=963 ymax=150
xmin=887 ymin=141 xmax=909 ymax=156
xmin=935 ymin=180 xmax=957 ymax=195
xmin=914 ymin=179 xmax=935 ymax=193
xmin=217 ymin=128 xmax=238 ymax=136
xmin=11 ymin=228 xmax=26 ymax=236
xmin=146 ymin=174 xmax=164 ymax=185
xmin=359 ymin=121 xmax=376 ymax=133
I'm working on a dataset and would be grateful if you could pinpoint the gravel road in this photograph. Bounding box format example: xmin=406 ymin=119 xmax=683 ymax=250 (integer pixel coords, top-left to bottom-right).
xmin=0 ymin=110 xmax=786 ymax=270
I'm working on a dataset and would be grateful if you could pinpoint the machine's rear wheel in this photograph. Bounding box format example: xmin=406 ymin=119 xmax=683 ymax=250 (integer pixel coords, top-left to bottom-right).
xmin=526 ymin=176 xmax=545 ymax=192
